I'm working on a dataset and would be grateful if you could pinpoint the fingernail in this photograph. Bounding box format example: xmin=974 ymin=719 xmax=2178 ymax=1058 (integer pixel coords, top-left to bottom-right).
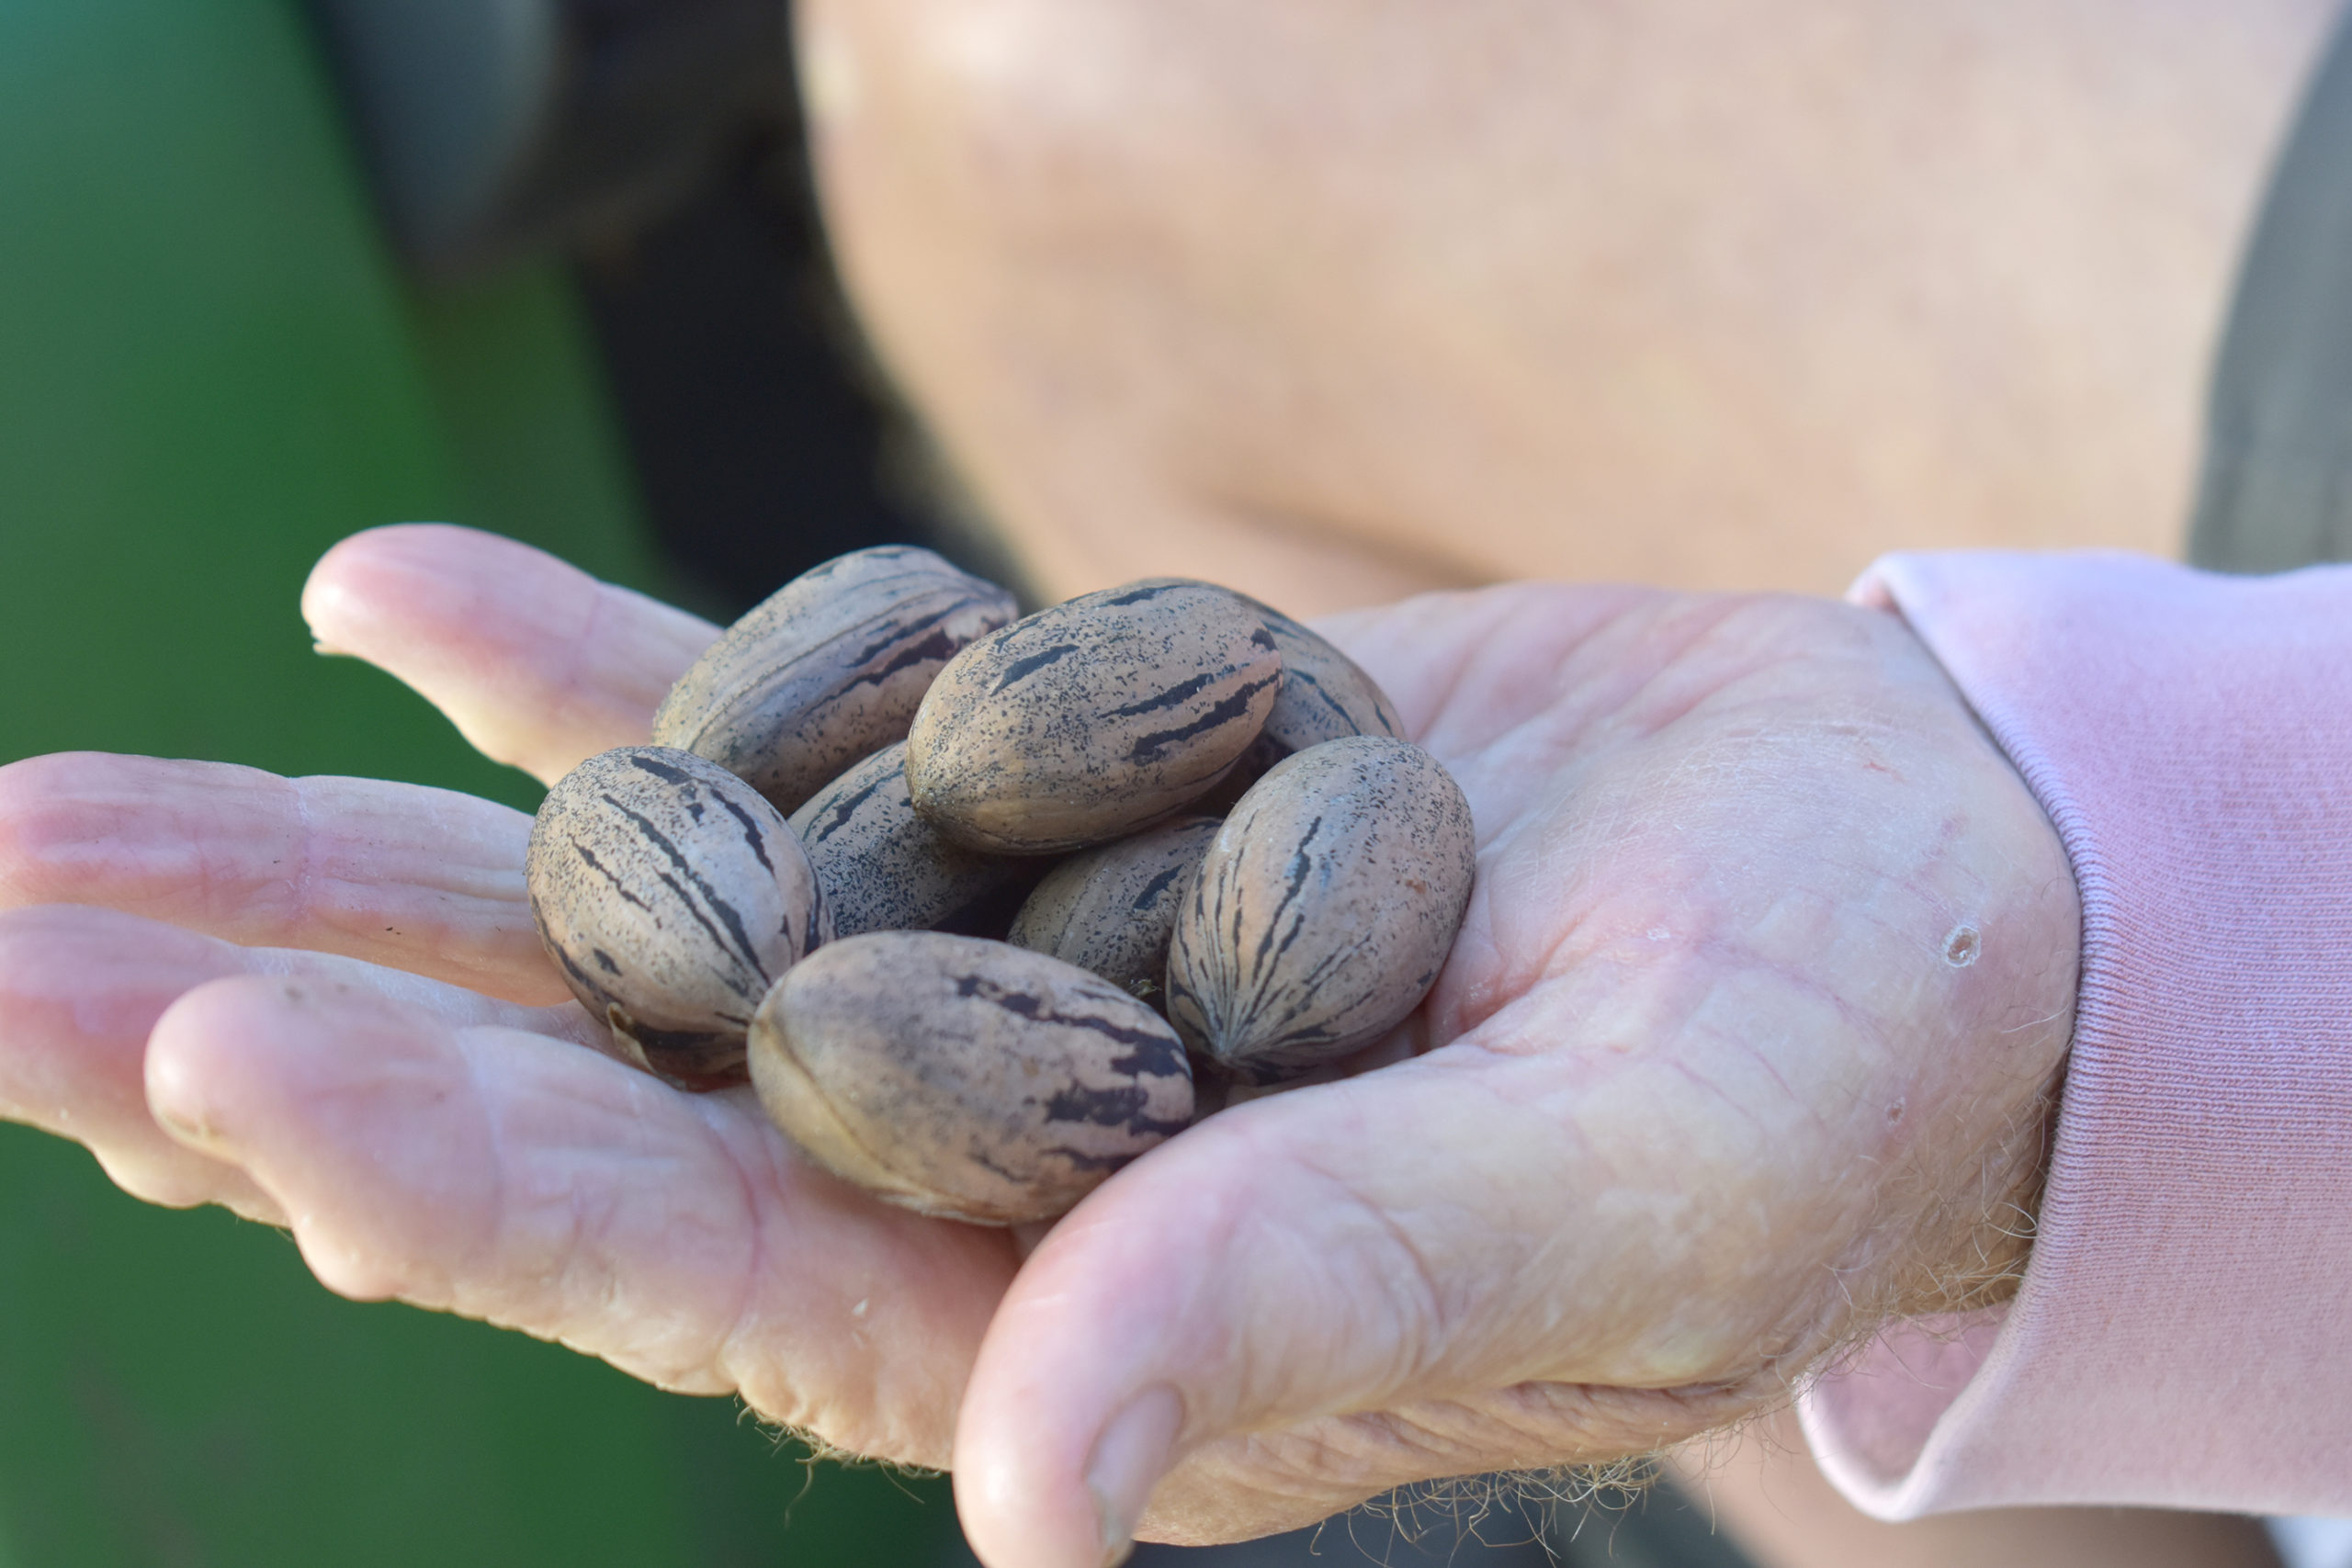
xmin=147 ymin=1056 xmax=232 ymax=1153
xmin=152 ymin=1099 xmax=231 ymax=1153
xmin=1087 ymin=1385 xmax=1182 ymax=1567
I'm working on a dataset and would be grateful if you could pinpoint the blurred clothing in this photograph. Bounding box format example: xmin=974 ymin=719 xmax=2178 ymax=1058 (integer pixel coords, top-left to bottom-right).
xmin=2195 ymin=5 xmax=2352 ymax=574
xmin=2271 ymin=1517 xmax=2352 ymax=1568
xmin=1805 ymin=554 xmax=2352 ymax=1522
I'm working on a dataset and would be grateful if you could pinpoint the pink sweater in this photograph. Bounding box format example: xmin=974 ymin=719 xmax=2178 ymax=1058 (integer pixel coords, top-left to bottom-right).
xmin=1800 ymin=552 xmax=2352 ymax=1519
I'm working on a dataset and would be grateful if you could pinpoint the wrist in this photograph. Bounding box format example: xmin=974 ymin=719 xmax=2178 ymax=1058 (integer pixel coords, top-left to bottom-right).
xmin=1875 ymin=620 xmax=2081 ymax=1324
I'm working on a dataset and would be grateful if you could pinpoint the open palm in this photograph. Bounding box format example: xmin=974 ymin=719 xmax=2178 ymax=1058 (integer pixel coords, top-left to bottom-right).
xmin=0 ymin=526 xmax=2076 ymax=1568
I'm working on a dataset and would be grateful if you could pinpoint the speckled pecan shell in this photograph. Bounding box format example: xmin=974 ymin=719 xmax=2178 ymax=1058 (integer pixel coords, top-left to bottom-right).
xmin=1166 ymin=736 xmax=1475 ymax=1082
xmin=1006 ymin=815 xmax=1221 ymax=1005
xmin=1238 ymin=594 xmax=1405 ymax=755
xmin=528 ymin=746 xmax=830 ymax=1088
xmin=750 ymin=932 xmax=1195 ymax=1224
xmin=651 ymin=546 xmax=1017 ymax=815
xmin=1189 ymin=597 xmax=1410 ymax=813
xmin=905 ymin=580 xmax=1281 ymax=853
xmin=786 ymin=741 xmax=1040 ymax=939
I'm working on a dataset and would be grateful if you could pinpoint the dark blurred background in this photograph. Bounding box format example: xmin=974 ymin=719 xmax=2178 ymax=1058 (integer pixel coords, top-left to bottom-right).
xmin=0 ymin=4 xmax=1734 ymax=1562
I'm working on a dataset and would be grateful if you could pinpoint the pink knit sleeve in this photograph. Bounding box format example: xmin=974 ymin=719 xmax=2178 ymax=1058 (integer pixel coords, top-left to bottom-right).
xmin=1796 ymin=551 xmax=2352 ymax=1519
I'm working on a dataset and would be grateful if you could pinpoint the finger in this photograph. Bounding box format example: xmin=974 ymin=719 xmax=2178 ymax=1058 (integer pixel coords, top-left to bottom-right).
xmin=143 ymin=972 xmax=1018 ymax=1466
xmin=301 ymin=524 xmax=718 ymax=784
xmin=951 ymin=1037 xmax=1804 ymax=1568
xmin=0 ymin=905 xmax=285 ymax=1218
xmin=0 ymin=905 xmax=604 ymax=1219
xmin=0 ymin=751 xmax=568 ymax=1005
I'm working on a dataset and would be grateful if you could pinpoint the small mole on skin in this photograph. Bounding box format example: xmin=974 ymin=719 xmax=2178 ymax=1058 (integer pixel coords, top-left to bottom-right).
xmin=1887 ymin=1099 xmax=1906 ymax=1123
xmin=1942 ymin=925 xmax=1982 ymax=967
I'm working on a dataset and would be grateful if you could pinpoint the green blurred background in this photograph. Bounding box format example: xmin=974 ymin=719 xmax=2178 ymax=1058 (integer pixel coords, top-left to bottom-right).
xmin=0 ymin=1 xmax=962 ymax=1561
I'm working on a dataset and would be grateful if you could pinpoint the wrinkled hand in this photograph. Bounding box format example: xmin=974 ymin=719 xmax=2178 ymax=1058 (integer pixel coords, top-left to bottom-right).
xmin=0 ymin=524 xmax=1013 ymax=1461
xmin=0 ymin=525 xmax=2078 ymax=1568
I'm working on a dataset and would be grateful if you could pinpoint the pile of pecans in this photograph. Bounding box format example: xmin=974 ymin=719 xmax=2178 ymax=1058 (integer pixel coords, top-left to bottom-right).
xmin=526 ymin=547 xmax=1475 ymax=1224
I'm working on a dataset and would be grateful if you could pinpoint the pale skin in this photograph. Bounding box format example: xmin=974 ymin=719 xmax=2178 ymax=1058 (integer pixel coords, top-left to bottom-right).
xmin=0 ymin=524 xmax=2075 ymax=1567
xmin=0 ymin=2 xmax=2333 ymax=1564
xmin=804 ymin=0 xmax=2338 ymax=614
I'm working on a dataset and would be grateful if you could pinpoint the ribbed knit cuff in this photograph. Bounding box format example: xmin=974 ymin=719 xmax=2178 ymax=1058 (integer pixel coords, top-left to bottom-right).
xmin=1800 ymin=552 xmax=2352 ymax=1519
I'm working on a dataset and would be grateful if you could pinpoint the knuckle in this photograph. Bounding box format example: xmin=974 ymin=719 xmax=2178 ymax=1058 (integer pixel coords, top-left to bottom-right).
xmin=0 ymin=753 xmax=88 ymax=900
xmin=1236 ymin=1153 xmax=1453 ymax=1403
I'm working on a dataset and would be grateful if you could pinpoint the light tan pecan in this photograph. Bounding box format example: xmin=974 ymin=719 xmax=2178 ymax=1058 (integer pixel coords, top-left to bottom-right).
xmin=1167 ymin=737 xmax=1475 ymax=1082
xmin=905 ymin=580 xmax=1280 ymax=853
xmin=528 ymin=745 xmax=829 ymax=1087
xmin=750 ymin=932 xmax=1194 ymax=1224
xmin=652 ymin=546 xmax=1016 ymax=815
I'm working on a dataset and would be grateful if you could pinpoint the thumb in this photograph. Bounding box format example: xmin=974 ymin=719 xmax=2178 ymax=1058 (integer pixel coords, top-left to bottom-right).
xmin=949 ymin=1037 xmax=1803 ymax=1568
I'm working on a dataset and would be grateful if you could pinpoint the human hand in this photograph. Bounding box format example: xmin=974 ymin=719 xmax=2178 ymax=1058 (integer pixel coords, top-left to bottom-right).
xmin=0 ymin=526 xmax=2078 ymax=1566
xmin=0 ymin=524 xmax=1018 ymax=1465
xmin=946 ymin=578 xmax=2078 ymax=1564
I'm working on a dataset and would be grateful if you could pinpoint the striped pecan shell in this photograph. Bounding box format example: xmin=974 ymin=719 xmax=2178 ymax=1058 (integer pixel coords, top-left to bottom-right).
xmin=1006 ymin=815 xmax=1221 ymax=1005
xmin=905 ymin=580 xmax=1281 ymax=853
xmin=786 ymin=741 xmax=1041 ymax=939
xmin=528 ymin=746 xmax=830 ymax=1088
xmin=1238 ymin=594 xmax=1405 ymax=756
xmin=652 ymin=546 xmax=1017 ymax=815
xmin=1166 ymin=736 xmax=1474 ymax=1081
xmin=750 ymin=932 xmax=1195 ymax=1224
